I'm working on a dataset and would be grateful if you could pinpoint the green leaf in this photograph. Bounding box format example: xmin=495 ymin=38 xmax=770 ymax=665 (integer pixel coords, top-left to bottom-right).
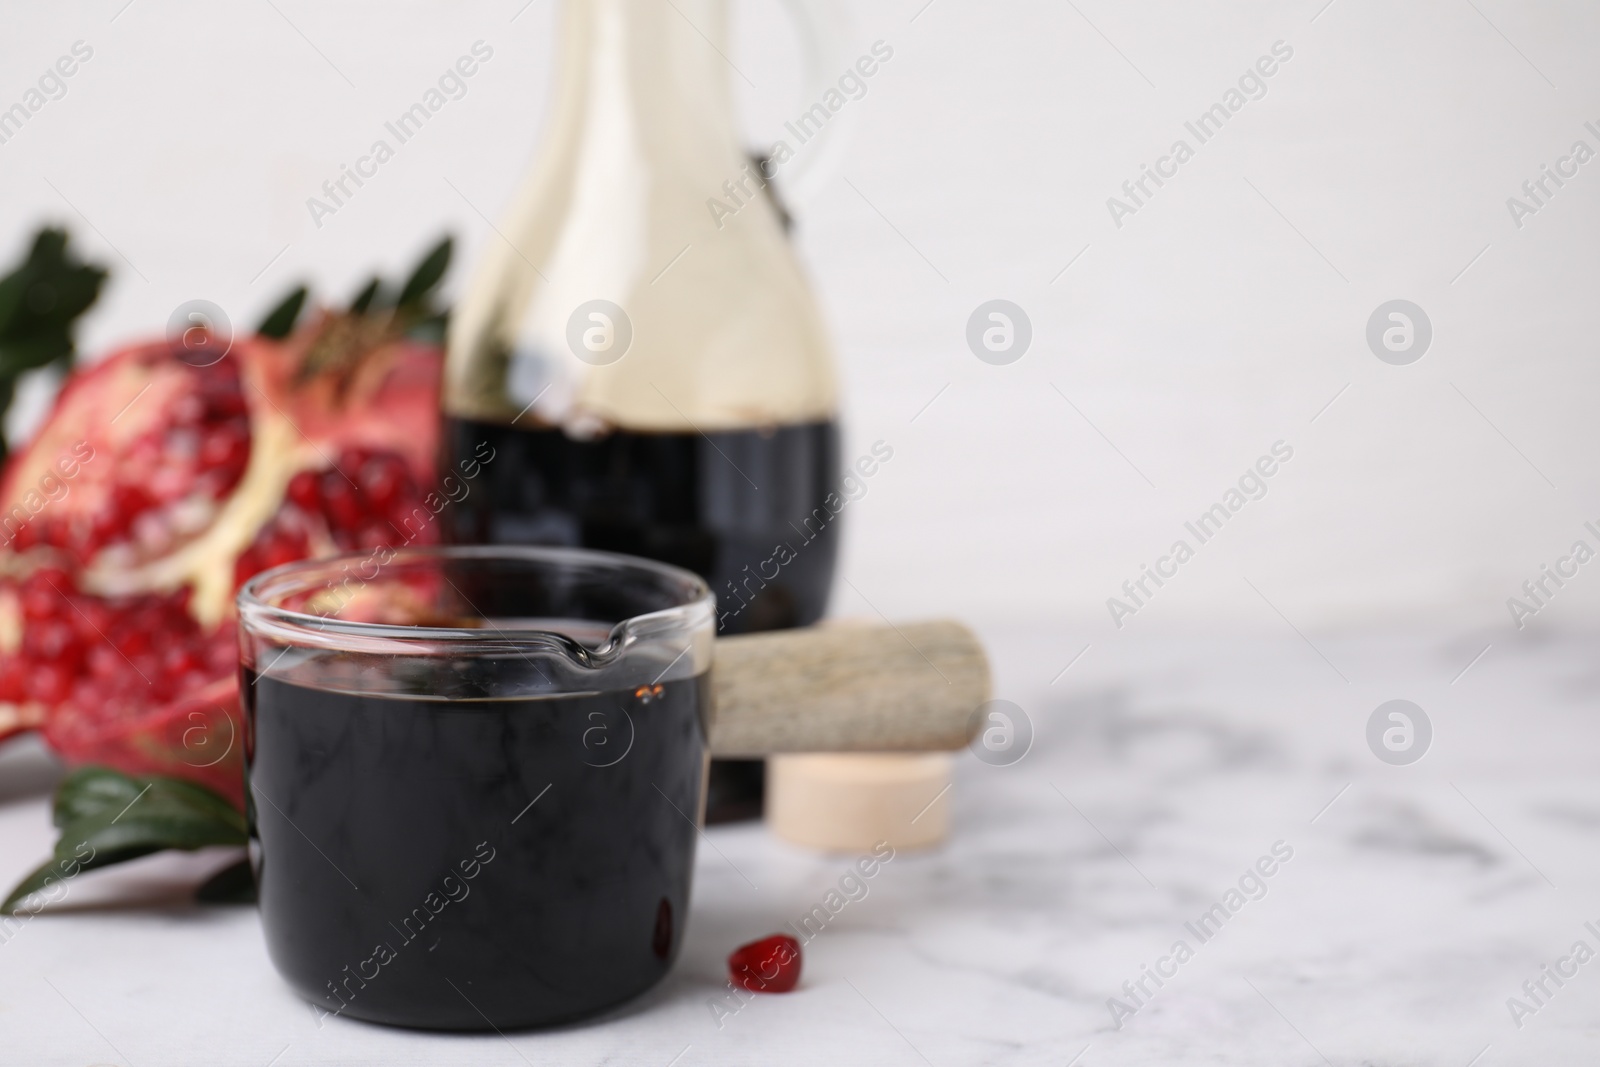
xmin=56 ymin=767 xmax=244 ymax=837
xmin=1 ymin=846 xmax=162 ymax=915
xmin=0 ymin=227 xmax=107 ymax=457
xmin=65 ymin=808 xmax=244 ymax=854
xmin=0 ymin=327 xmax=73 ymax=377
xmin=52 ymin=765 xmax=148 ymax=828
xmin=0 ymin=229 xmax=106 ymax=348
xmin=395 ymin=236 xmax=452 ymax=310
xmin=255 ymin=285 xmax=308 ymax=339
xmin=0 ymin=377 xmax=13 ymax=465
xmin=4 ymin=768 xmax=248 ymax=914
xmin=348 ymin=277 xmax=383 ymax=315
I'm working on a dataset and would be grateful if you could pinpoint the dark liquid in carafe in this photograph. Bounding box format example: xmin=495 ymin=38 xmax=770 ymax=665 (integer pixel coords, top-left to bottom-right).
xmin=443 ymin=417 xmax=840 ymax=821
xmin=244 ymin=670 xmax=707 ymax=1031
xmin=443 ymin=417 xmax=839 ymax=632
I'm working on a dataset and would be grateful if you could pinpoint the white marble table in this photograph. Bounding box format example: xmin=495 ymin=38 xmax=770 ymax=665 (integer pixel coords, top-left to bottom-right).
xmin=1 ymin=625 xmax=1594 ymax=1065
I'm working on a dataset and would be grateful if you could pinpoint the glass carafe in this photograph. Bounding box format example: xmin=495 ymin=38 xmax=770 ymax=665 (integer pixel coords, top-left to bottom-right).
xmin=443 ymin=0 xmax=844 ymax=820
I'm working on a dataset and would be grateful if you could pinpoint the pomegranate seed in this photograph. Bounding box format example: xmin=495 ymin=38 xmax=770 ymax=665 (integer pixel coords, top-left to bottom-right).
xmin=133 ymin=655 xmax=163 ymax=693
xmin=216 ymin=458 xmax=250 ymax=492
xmin=387 ymin=491 xmax=428 ymax=531
xmin=198 ymin=363 xmax=244 ymax=394
xmin=165 ymin=426 xmax=200 ymax=459
xmin=89 ymin=509 xmax=125 ymax=548
xmin=115 ymin=628 xmax=152 ymax=657
xmin=206 ymin=639 xmax=237 ymax=673
xmin=261 ymin=537 xmax=303 ymax=570
xmin=27 ymin=663 xmax=73 ymax=704
xmin=132 ymin=510 xmax=176 ymax=555
xmin=22 ymin=581 xmax=63 ymax=620
xmin=47 ymin=520 xmax=78 ymax=549
xmin=358 ymin=454 xmax=408 ymax=511
xmin=0 ymin=658 xmax=25 ymax=702
xmin=320 ymin=474 xmax=366 ymax=530
xmin=286 ymin=470 xmax=321 ymax=513
xmin=170 ymin=392 xmax=206 ymax=424
xmin=130 ymin=604 xmax=166 ymax=633
xmin=212 ymin=392 xmax=248 ymax=418
xmin=727 ymin=934 xmax=802 ymax=993
xmin=24 ymin=618 xmax=81 ymax=666
xmin=70 ymin=600 xmax=112 ymax=642
xmin=163 ymin=647 xmax=200 ymax=675
xmin=71 ymin=678 xmax=105 ymax=709
xmin=200 ymin=424 xmax=249 ymax=469
xmin=109 ymin=483 xmax=154 ymax=527
xmin=87 ymin=644 xmax=123 ymax=678
xmin=356 ymin=521 xmax=393 ymax=551
xmin=234 ymin=547 xmax=263 ymax=589
xmin=23 ymin=566 xmax=71 ymax=594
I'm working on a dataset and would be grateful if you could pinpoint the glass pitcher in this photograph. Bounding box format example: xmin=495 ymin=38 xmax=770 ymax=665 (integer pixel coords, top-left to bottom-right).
xmin=442 ymin=0 xmax=852 ymax=820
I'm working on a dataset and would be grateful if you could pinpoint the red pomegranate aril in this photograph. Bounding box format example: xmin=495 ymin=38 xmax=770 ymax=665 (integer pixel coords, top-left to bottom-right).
xmin=71 ymin=602 xmax=112 ymax=642
xmin=0 ymin=659 xmax=26 ymax=702
xmin=320 ymin=474 xmax=366 ymax=529
xmin=24 ymin=617 xmax=81 ymax=663
xmin=200 ymin=424 xmax=250 ymax=470
xmin=87 ymin=509 xmax=121 ymax=550
xmin=28 ymin=663 xmax=74 ymax=704
xmin=356 ymin=521 xmax=393 ymax=551
xmin=87 ymin=643 xmax=123 ymax=678
xmin=261 ymin=539 xmax=302 ymax=570
xmin=165 ymin=426 xmax=201 ymax=460
xmin=233 ymin=547 xmax=264 ymax=589
xmin=130 ymin=603 xmax=168 ymax=635
xmin=22 ymin=580 xmax=63 ymax=620
xmin=132 ymin=510 xmax=178 ymax=555
xmin=727 ymin=934 xmax=802 ymax=993
xmin=358 ymin=454 xmax=408 ymax=511
xmin=170 ymin=392 xmax=206 ymax=424
xmin=286 ymin=470 xmax=321 ymax=513
xmin=109 ymin=483 xmax=154 ymax=527
xmin=162 ymin=647 xmax=200 ymax=675
xmin=205 ymin=639 xmax=236 ymax=674
xmin=70 ymin=677 xmax=105 ymax=709
xmin=115 ymin=628 xmax=152 ymax=657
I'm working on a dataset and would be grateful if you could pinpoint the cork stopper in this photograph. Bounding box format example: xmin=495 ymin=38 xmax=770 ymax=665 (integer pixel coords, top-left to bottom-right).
xmin=765 ymin=753 xmax=953 ymax=852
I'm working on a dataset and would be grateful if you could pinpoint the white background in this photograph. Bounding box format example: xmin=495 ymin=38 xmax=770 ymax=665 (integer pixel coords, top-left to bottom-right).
xmin=2 ymin=0 xmax=1597 ymax=656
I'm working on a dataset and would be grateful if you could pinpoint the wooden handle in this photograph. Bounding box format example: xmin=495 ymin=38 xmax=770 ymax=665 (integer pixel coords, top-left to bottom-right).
xmin=708 ymin=620 xmax=990 ymax=756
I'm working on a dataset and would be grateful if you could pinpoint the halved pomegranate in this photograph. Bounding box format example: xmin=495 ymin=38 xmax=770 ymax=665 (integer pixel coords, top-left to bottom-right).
xmin=0 ymin=259 xmax=449 ymax=805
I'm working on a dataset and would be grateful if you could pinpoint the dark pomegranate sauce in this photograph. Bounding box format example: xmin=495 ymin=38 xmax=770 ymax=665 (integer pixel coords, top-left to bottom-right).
xmin=442 ymin=418 xmax=840 ymax=635
xmin=243 ymin=667 xmax=707 ymax=1030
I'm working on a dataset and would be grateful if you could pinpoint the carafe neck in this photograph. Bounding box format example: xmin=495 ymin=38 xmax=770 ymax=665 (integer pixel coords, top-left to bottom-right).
xmin=550 ymin=0 xmax=742 ymax=173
